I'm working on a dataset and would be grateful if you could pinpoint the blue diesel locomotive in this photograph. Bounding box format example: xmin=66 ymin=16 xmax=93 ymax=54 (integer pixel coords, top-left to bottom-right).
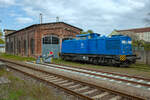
xmin=61 ymin=33 xmax=137 ymax=66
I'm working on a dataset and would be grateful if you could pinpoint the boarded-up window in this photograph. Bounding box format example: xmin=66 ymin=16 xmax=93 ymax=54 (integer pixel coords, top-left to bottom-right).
xmin=6 ymin=37 xmax=9 ymax=53
xmin=10 ymin=42 xmax=13 ymax=53
xmin=18 ymin=40 xmax=21 ymax=53
xmin=30 ymin=38 xmax=34 ymax=54
xmin=24 ymin=40 xmax=26 ymax=55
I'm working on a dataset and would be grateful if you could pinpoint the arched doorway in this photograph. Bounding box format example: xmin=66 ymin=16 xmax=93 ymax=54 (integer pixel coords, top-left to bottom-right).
xmin=42 ymin=35 xmax=60 ymax=58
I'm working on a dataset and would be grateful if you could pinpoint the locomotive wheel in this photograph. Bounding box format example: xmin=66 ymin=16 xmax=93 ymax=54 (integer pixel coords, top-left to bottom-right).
xmin=93 ymin=59 xmax=98 ymax=65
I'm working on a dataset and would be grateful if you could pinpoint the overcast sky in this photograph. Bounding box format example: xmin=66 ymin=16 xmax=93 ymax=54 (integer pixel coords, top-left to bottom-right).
xmin=0 ymin=0 xmax=150 ymax=35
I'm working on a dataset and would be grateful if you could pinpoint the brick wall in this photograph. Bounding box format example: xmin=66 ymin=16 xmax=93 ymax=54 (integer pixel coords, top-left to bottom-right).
xmin=5 ymin=22 xmax=82 ymax=57
xmin=6 ymin=26 xmax=36 ymax=57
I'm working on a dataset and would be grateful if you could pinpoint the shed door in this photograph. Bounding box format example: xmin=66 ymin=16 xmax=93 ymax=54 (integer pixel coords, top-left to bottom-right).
xmin=42 ymin=35 xmax=60 ymax=58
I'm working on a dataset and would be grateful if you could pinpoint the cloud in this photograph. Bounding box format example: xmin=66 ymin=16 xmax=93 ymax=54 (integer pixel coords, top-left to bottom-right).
xmin=9 ymin=12 xmax=22 ymax=17
xmin=2 ymin=0 xmax=150 ymax=34
xmin=19 ymin=0 xmax=150 ymax=34
xmin=16 ymin=17 xmax=33 ymax=24
xmin=0 ymin=0 xmax=16 ymax=7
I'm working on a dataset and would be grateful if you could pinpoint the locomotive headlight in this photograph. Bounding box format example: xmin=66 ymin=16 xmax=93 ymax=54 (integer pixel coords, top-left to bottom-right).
xmin=122 ymin=40 xmax=126 ymax=44
xmin=128 ymin=41 xmax=132 ymax=44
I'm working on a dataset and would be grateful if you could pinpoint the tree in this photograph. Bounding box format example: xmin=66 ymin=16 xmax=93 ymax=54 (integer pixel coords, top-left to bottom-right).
xmin=0 ymin=29 xmax=4 ymax=44
xmin=109 ymin=29 xmax=119 ymax=36
xmin=80 ymin=29 xmax=94 ymax=34
xmin=132 ymin=40 xmax=150 ymax=51
xmin=87 ymin=30 xmax=93 ymax=34
xmin=144 ymin=42 xmax=150 ymax=50
xmin=0 ymin=29 xmax=3 ymax=38
xmin=80 ymin=31 xmax=87 ymax=34
xmin=132 ymin=40 xmax=144 ymax=48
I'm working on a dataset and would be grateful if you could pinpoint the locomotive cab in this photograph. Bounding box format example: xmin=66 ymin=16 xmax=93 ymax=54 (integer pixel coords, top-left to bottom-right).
xmin=110 ymin=35 xmax=136 ymax=65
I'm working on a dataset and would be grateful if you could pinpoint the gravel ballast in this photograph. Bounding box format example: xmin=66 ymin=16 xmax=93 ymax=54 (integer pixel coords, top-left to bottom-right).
xmin=24 ymin=62 xmax=150 ymax=99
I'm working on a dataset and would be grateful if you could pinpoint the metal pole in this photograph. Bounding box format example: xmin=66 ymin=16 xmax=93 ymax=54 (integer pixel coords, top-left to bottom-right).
xmin=40 ymin=13 xmax=43 ymax=24
xmin=51 ymin=35 xmax=53 ymax=52
xmin=56 ymin=16 xmax=59 ymax=22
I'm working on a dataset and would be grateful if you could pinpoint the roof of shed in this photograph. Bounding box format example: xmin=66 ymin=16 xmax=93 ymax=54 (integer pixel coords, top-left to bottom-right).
xmin=116 ymin=27 xmax=150 ymax=33
xmin=6 ymin=22 xmax=83 ymax=36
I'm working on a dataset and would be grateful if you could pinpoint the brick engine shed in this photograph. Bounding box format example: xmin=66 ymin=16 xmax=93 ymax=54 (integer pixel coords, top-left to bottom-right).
xmin=5 ymin=22 xmax=82 ymax=58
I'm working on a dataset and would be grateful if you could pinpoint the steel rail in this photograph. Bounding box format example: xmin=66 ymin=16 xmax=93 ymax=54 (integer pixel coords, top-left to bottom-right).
xmin=0 ymin=58 xmax=145 ymax=100
xmin=51 ymin=63 xmax=150 ymax=81
xmin=41 ymin=63 xmax=150 ymax=87
xmin=7 ymin=64 xmax=92 ymax=100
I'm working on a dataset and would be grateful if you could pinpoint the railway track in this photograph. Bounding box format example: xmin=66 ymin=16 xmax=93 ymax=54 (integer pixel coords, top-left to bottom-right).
xmin=28 ymin=62 xmax=150 ymax=91
xmin=0 ymin=58 xmax=145 ymax=100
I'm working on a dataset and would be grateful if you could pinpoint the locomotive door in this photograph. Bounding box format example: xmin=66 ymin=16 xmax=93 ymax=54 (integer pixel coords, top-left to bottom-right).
xmin=42 ymin=35 xmax=60 ymax=58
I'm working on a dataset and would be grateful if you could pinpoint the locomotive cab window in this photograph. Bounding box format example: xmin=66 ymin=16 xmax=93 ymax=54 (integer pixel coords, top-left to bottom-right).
xmin=76 ymin=36 xmax=87 ymax=40
xmin=62 ymin=37 xmax=73 ymax=42
xmin=88 ymin=36 xmax=91 ymax=39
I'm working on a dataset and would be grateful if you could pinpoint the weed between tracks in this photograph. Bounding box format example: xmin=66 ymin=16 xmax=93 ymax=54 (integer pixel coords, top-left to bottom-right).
xmin=0 ymin=69 xmax=62 ymax=100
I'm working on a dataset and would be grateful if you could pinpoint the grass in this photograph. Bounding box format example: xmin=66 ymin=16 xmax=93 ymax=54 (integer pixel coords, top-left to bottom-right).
xmin=0 ymin=69 xmax=62 ymax=100
xmin=0 ymin=53 xmax=149 ymax=77
xmin=130 ymin=63 xmax=150 ymax=72
xmin=0 ymin=69 xmax=8 ymax=77
xmin=53 ymin=58 xmax=150 ymax=77
xmin=0 ymin=53 xmax=36 ymax=62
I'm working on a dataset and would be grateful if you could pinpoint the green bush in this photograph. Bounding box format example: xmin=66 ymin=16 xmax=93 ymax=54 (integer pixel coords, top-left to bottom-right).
xmin=0 ymin=39 xmax=4 ymax=44
xmin=144 ymin=42 xmax=150 ymax=50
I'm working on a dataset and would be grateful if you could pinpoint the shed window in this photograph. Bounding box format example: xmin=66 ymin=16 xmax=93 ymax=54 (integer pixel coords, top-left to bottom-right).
xmin=43 ymin=36 xmax=59 ymax=44
xmin=52 ymin=37 xmax=59 ymax=44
